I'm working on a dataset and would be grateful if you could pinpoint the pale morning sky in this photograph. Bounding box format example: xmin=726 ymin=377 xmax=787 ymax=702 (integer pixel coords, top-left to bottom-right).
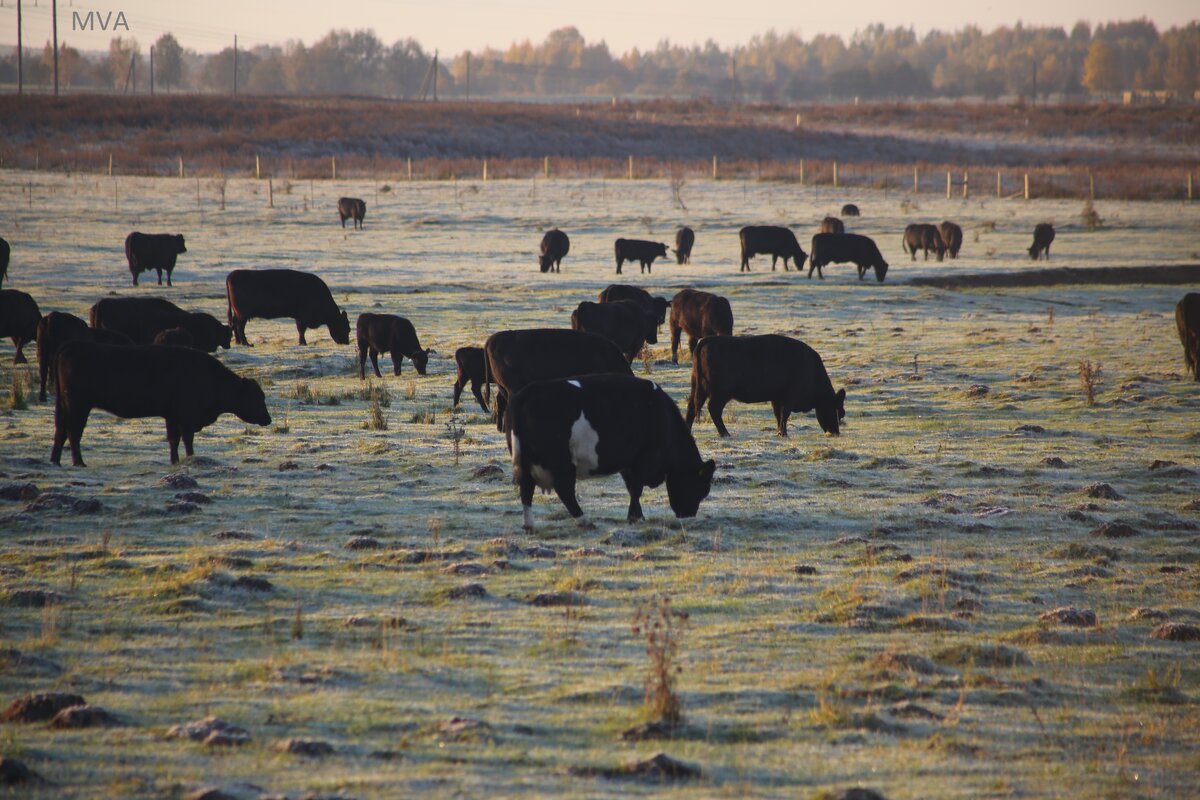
xmin=0 ymin=0 xmax=1194 ymax=55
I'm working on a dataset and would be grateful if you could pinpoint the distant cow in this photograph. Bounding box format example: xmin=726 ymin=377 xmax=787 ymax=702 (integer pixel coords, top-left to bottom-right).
xmin=902 ymin=224 xmax=946 ymax=261
xmin=507 ymin=374 xmax=715 ymax=532
xmin=484 ymin=328 xmax=632 ymax=432
xmin=356 ymin=313 xmax=430 ymax=378
xmin=674 ymin=227 xmax=695 ymax=264
xmin=152 ymin=327 xmax=195 ymax=348
xmin=739 ymin=226 xmax=807 ymax=272
xmin=51 ymin=341 xmax=271 ymax=466
xmin=1029 ymin=223 xmax=1055 ymax=260
xmin=669 ymin=288 xmax=733 ymax=364
xmin=809 ymin=233 xmax=889 ymax=282
xmin=36 ymin=312 xmax=131 ymax=401
xmin=940 ymin=221 xmax=963 ymax=259
xmin=1177 ymin=293 xmax=1200 ymax=382
xmin=598 ymin=284 xmax=671 ymax=329
xmin=225 ymin=269 xmax=351 ymax=346
xmin=615 ymin=239 xmax=669 ymax=274
xmin=0 ymin=289 xmax=41 ymax=364
xmin=90 ymin=297 xmax=232 ymax=353
xmin=453 ymin=346 xmax=490 ymax=412
xmin=125 ymin=232 xmax=187 ymax=287
xmin=0 ymin=236 xmax=9 ymax=287
xmin=539 ymin=229 xmax=570 ymax=273
xmin=338 ymin=197 xmax=366 ymax=230
xmin=687 ymin=334 xmax=846 ymax=438
xmin=819 ymin=216 xmax=845 ymax=234
xmin=571 ymin=300 xmax=657 ymax=362
xmin=841 ymin=204 xmax=860 ymax=217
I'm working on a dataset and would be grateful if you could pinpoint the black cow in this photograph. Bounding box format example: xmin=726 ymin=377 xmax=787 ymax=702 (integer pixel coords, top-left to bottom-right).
xmin=819 ymin=216 xmax=845 ymax=234
xmin=940 ymin=221 xmax=963 ymax=259
xmin=51 ymin=340 xmax=271 ymax=466
xmin=669 ymin=289 xmax=733 ymax=364
xmin=739 ymin=226 xmax=807 ymax=272
xmin=226 ymin=269 xmax=351 ymax=346
xmin=539 ymin=229 xmax=570 ymax=273
xmin=1029 ymin=223 xmax=1055 ymax=260
xmin=808 ymin=233 xmax=889 ymax=282
xmin=90 ymin=297 xmax=231 ymax=353
xmin=674 ymin=227 xmax=695 ymax=264
xmin=598 ymin=284 xmax=670 ymax=329
xmin=507 ymin=373 xmax=716 ymax=532
xmin=841 ymin=204 xmax=860 ymax=217
xmin=356 ymin=313 xmax=430 ymax=378
xmin=0 ymin=236 xmax=9 ymax=287
xmin=1177 ymin=293 xmax=1200 ymax=382
xmin=687 ymin=334 xmax=846 ymax=438
xmin=484 ymin=328 xmax=632 ymax=432
xmin=338 ymin=197 xmax=366 ymax=230
xmin=571 ymin=300 xmax=657 ymax=362
xmin=453 ymin=346 xmax=490 ymax=412
xmin=153 ymin=327 xmax=195 ymax=348
xmin=615 ymin=238 xmax=669 ymax=274
xmin=902 ymin=224 xmax=946 ymax=261
xmin=37 ymin=311 xmax=132 ymax=401
xmin=125 ymin=232 xmax=187 ymax=287
xmin=0 ymin=289 xmax=41 ymax=364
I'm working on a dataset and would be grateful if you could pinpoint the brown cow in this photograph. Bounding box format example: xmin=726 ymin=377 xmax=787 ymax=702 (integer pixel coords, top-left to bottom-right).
xmin=1177 ymin=293 xmax=1200 ymax=382
xmin=940 ymin=221 xmax=963 ymax=259
xmin=453 ymin=346 xmax=490 ymax=412
xmin=338 ymin=197 xmax=366 ymax=230
xmin=539 ymin=229 xmax=570 ymax=273
xmin=0 ymin=289 xmax=40 ymax=364
xmin=673 ymin=227 xmax=695 ymax=264
xmin=902 ymin=224 xmax=946 ymax=261
xmin=669 ymin=289 xmax=733 ymax=364
xmin=36 ymin=311 xmax=131 ymax=401
xmin=125 ymin=232 xmax=187 ymax=286
xmin=1029 ymin=223 xmax=1055 ymax=260
xmin=819 ymin=216 xmax=845 ymax=234
xmin=90 ymin=297 xmax=231 ymax=352
xmin=571 ymin=300 xmax=657 ymax=362
xmin=356 ymin=313 xmax=430 ymax=378
xmin=225 ymin=269 xmax=351 ymax=346
xmin=598 ymin=284 xmax=671 ymax=329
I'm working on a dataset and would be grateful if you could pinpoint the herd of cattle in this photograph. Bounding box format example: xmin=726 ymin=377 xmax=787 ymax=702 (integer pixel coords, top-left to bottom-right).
xmin=0 ymin=199 xmax=1197 ymax=530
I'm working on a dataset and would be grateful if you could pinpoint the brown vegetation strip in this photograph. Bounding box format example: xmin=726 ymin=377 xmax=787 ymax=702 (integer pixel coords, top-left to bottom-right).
xmin=909 ymin=265 xmax=1200 ymax=289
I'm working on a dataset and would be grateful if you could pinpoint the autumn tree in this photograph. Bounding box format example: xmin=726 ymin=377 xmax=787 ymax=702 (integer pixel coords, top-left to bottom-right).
xmin=154 ymin=33 xmax=184 ymax=90
xmin=1082 ymin=40 xmax=1121 ymax=93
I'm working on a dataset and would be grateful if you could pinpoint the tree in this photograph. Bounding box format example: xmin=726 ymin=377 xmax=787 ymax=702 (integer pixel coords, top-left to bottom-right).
xmin=107 ymin=37 xmax=140 ymax=90
xmin=1082 ymin=40 xmax=1121 ymax=93
xmin=154 ymin=33 xmax=184 ymax=90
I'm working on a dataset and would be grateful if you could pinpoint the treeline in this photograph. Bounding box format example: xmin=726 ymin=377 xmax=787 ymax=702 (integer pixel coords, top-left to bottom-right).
xmin=2 ymin=19 xmax=1198 ymax=100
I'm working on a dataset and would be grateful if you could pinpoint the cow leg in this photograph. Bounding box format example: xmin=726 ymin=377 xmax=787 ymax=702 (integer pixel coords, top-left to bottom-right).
xmin=296 ymin=321 xmax=308 ymax=345
xmin=452 ymin=377 xmax=464 ymax=407
xmin=494 ymin=391 xmax=508 ymax=432
xmin=771 ymin=255 xmax=778 ymax=271
xmin=621 ymin=471 xmax=645 ymax=523
xmin=233 ymin=317 xmax=250 ymax=347
xmin=783 ymin=257 xmax=791 ymax=272
xmin=39 ymin=358 xmax=49 ymax=402
xmin=685 ymin=382 xmax=707 ymax=431
xmin=709 ymin=397 xmax=732 ymax=437
xmin=615 ymin=257 xmax=623 ymax=275
xmin=771 ymin=400 xmax=789 ymax=437
xmin=471 ymin=380 xmax=489 ymax=413
xmin=392 ymin=351 xmax=402 ymax=376
xmin=687 ymin=335 xmax=698 ymax=358
xmin=132 ymin=271 xmax=139 ymax=286
xmin=357 ymin=340 xmax=368 ymax=379
xmin=552 ymin=471 xmax=592 ymax=530
xmin=54 ymin=401 xmax=90 ymax=467
xmin=519 ymin=469 xmax=537 ymax=534
xmin=167 ymin=270 xmax=173 ymax=287
xmin=182 ymin=429 xmax=195 ymax=458
xmin=157 ymin=269 xmax=163 ymax=286
xmin=554 ymin=261 xmax=561 ymax=273
xmin=369 ymin=349 xmax=383 ymax=378
xmin=670 ymin=324 xmax=682 ymax=364
xmin=166 ymin=419 xmax=181 ymax=465
xmin=13 ymin=338 xmax=27 ymax=365
xmin=50 ymin=400 xmax=70 ymax=465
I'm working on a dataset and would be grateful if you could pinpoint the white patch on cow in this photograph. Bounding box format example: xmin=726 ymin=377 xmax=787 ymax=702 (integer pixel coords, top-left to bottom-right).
xmin=511 ymin=433 xmax=521 ymax=465
xmin=651 ymin=381 xmax=660 ymax=391
xmin=569 ymin=412 xmax=601 ymax=477
xmin=531 ymin=464 xmax=555 ymax=490
xmin=567 ymin=379 xmax=582 ymax=388
xmin=523 ymin=505 xmax=534 ymax=531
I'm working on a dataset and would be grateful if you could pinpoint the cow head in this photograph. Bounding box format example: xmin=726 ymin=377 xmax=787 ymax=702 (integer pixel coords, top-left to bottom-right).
xmin=538 ymin=253 xmax=554 ymax=273
xmin=651 ymin=297 xmax=670 ymax=327
xmin=412 ymin=347 xmax=430 ymax=375
xmin=815 ymin=388 xmax=847 ymax=435
xmin=217 ymin=323 xmax=233 ymax=349
xmin=873 ymin=260 xmax=889 ymax=282
xmin=235 ymin=378 xmax=272 ymax=427
xmin=655 ymin=243 xmax=669 ymax=259
xmin=667 ymin=459 xmax=716 ymax=519
xmin=176 ymin=235 xmax=187 ymax=254
xmin=330 ymin=309 xmax=352 ymax=345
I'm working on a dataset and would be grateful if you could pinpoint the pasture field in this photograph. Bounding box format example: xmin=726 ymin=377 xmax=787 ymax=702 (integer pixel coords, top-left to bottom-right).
xmin=1 ymin=173 xmax=1199 ymax=799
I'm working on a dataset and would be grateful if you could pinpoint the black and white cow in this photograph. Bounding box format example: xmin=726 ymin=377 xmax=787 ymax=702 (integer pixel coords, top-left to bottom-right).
xmin=506 ymin=373 xmax=716 ymax=533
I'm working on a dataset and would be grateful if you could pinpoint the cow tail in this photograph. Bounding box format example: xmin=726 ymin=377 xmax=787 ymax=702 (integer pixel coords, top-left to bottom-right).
xmin=483 ymin=347 xmax=492 ymax=414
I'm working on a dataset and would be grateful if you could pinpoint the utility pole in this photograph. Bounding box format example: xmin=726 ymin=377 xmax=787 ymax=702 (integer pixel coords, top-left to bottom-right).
xmin=433 ymin=50 xmax=438 ymax=101
xmin=149 ymin=45 xmax=154 ymax=95
xmin=233 ymin=35 xmax=238 ymax=96
xmin=16 ymin=0 xmax=22 ymax=95
xmin=465 ymin=52 xmax=470 ymax=100
xmin=52 ymin=0 xmax=58 ymax=95
xmin=730 ymin=55 xmax=738 ymax=106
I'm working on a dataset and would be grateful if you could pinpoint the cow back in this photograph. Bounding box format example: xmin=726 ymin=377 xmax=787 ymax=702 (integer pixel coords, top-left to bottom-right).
xmin=486 ymin=328 xmax=632 ymax=398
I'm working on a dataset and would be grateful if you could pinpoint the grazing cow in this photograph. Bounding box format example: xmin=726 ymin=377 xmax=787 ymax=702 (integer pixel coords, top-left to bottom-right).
xmin=36 ymin=312 xmax=131 ymax=401
xmin=338 ymin=197 xmax=366 ymax=230
xmin=90 ymin=297 xmax=232 ymax=352
xmin=598 ymin=284 xmax=670 ymax=329
xmin=539 ymin=229 xmax=570 ymax=273
xmin=739 ymin=226 xmax=807 ymax=272
xmin=507 ymin=373 xmax=716 ymax=532
xmin=225 ymin=269 xmax=351 ymax=346
xmin=674 ymin=226 xmax=695 ymax=264
xmin=51 ymin=340 xmax=271 ymax=466
xmin=820 ymin=216 xmax=845 ymax=234
xmin=0 ymin=236 xmax=9 ymax=287
xmin=453 ymin=346 xmax=490 ymax=412
xmin=808 ymin=233 xmax=889 ymax=282
xmin=0 ymin=289 xmax=41 ymax=364
xmin=1029 ymin=223 xmax=1056 ymax=260
xmin=687 ymin=334 xmax=846 ymax=438
xmin=484 ymin=328 xmax=632 ymax=432
xmin=669 ymin=288 xmax=733 ymax=364
xmin=614 ymin=238 xmax=669 ymax=274
xmin=571 ymin=300 xmax=657 ymax=362
xmin=902 ymin=224 xmax=946 ymax=261
xmin=1177 ymin=293 xmax=1200 ymax=382
xmin=356 ymin=313 xmax=430 ymax=378
xmin=841 ymin=204 xmax=861 ymax=217
xmin=153 ymin=327 xmax=195 ymax=348
xmin=940 ymin=221 xmax=963 ymax=259
xmin=125 ymin=232 xmax=187 ymax=287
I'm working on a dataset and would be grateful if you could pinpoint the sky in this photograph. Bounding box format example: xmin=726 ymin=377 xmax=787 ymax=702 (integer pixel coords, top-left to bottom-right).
xmin=0 ymin=0 xmax=1195 ymax=55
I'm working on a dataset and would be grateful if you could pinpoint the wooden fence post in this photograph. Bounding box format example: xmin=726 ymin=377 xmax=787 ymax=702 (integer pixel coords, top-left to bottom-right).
xmin=1024 ymin=173 xmax=1030 ymax=200
xmin=962 ymin=171 xmax=968 ymax=199
xmin=268 ymin=178 xmax=273 ymax=208
xmin=483 ymin=159 xmax=488 ymax=181
xmin=795 ymin=113 xmax=801 ymax=128
xmin=543 ymin=155 xmax=549 ymax=178
xmin=996 ymin=171 xmax=1001 ymax=198
xmin=256 ymin=154 xmax=260 ymax=180
xmin=407 ymin=157 xmax=412 ymax=181
xmin=712 ymin=155 xmax=717 ymax=180
xmin=912 ymin=165 xmax=918 ymax=193
xmin=628 ymin=155 xmax=633 ymax=180
xmin=108 ymin=152 xmax=113 ymax=177
xmin=331 ymin=156 xmax=337 ymax=181
xmin=832 ymin=161 xmax=838 ymax=188
xmin=799 ymin=159 xmax=804 ymax=187
xmin=1188 ymin=172 xmax=1193 ymax=201
xmin=179 ymin=155 xmax=184 ymax=179
xmin=946 ymin=170 xmax=951 ymax=199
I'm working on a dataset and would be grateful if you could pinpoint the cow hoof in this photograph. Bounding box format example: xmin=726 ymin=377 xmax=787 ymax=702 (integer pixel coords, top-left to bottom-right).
xmin=523 ymin=525 xmax=535 ymax=535
xmin=575 ymin=518 xmax=596 ymax=531
xmin=627 ymin=515 xmax=644 ymax=524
